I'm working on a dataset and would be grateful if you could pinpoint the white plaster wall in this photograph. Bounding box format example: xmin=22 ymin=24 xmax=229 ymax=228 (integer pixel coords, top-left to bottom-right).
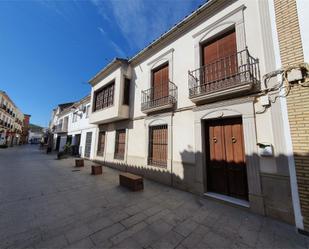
xmin=28 ymin=131 xmax=43 ymax=142
xmin=68 ymin=104 xmax=97 ymax=133
xmin=78 ymin=127 xmax=98 ymax=159
xmin=127 ymin=0 xmax=275 ymax=169
xmin=132 ymin=0 xmax=271 ymax=119
xmin=90 ymin=0 xmax=279 ymax=174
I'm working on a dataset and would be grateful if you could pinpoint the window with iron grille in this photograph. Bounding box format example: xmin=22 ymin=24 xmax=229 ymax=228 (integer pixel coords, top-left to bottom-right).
xmin=97 ymin=131 xmax=106 ymax=156
xmin=94 ymin=82 xmax=115 ymax=111
xmin=114 ymin=129 xmax=126 ymax=160
xmin=148 ymin=125 xmax=168 ymax=167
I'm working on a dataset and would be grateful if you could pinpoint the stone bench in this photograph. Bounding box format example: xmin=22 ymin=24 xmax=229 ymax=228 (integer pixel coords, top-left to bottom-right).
xmin=75 ymin=159 xmax=84 ymax=167
xmin=91 ymin=165 xmax=102 ymax=175
xmin=119 ymin=172 xmax=143 ymax=191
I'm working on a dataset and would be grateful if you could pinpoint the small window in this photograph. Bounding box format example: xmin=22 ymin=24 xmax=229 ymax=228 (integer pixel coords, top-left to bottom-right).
xmin=123 ymin=78 xmax=130 ymax=105
xmin=97 ymin=131 xmax=106 ymax=156
xmin=114 ymin=129 xmax=126 ymax=160
xmin=86 ymin=106 xmax=90 ymax=118
xmin=72 ymin=113 xmax=77 ymax=123
xmin=94 ymin=82 xmax=115 ymax=112
xmin=148 ymin=125 xmax=168 ymax=167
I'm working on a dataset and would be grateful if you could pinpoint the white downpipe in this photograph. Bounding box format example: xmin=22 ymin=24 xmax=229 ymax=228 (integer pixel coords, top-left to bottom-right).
xmin=280 ymin=95 xmax=304 ymax=230
xmin=268 ymin=0 xmax=304 ymax=230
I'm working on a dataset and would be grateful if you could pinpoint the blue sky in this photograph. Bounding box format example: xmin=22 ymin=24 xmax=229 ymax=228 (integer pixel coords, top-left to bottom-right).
xmin=0 ymin=0 xmax=205 ymax=127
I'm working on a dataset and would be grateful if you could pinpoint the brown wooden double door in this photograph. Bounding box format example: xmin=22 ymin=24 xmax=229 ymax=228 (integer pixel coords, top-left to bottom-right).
xmin=205 ymin=117 xmax=248 ymax=200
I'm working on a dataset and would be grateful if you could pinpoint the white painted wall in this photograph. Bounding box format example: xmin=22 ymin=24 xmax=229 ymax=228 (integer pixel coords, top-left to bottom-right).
xmin=68 ymin=102 xmax=98 ymax=159
xmin=91 ymin=0 xmax=279 ymax=175
xmin=28 ymin=131 xmax=43 ymax=143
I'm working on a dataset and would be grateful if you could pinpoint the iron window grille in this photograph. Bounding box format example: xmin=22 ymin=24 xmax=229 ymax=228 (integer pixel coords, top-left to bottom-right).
xmin=94 ymin=82 xmax=115 ymax=112
xmin=148 ymin=125 xmax=168 ymax=167
xmin=97 ymin=131 xmax=106 ymax=156
xmin=114 ymin=129 xmax=126 ymax=160
xmin=188 ymin=47 xmax=260 ymax=98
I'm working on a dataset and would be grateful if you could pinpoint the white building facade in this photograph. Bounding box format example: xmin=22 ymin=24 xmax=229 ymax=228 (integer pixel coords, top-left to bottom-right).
xmin=88 ymin=0 xmax=298 ymax=224
xmin=49 ymin=97 xmax=98 ymax=159
xmin=67 ymin=96 xmax=98 ymax=159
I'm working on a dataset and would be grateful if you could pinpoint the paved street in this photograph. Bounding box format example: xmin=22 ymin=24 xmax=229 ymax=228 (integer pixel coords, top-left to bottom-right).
xmin=0 ymin=145 xmax=308 ymax=249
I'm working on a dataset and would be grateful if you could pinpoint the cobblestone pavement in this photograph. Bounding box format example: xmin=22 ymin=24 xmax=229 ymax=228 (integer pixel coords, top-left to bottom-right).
xmin=0 ymin=145 xmax=308 ymax=249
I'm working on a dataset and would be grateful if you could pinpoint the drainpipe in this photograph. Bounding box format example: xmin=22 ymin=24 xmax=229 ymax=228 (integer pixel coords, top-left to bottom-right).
xmin=280 ymin=95 xmax=304 ymax=230
xmin=171 ymin=113 xmax=174 ymax=187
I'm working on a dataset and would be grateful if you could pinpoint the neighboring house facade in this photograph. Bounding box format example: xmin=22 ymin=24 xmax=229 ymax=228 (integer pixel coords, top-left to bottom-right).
xmin=49 ymin=102 xmax=74 ymax=151
xmin=53 ymin=107 xmax=71 ymax=152
xmin=28 ymin=125 xmax=44 ymax=144
xmin=49 ymin=97 xmax=98 ymax=159
xmin=269 ymin=0 xmax=309 ymax=233
xmin=67 ymin=95 xmax=98 ymax=159
xmin=20 ymin=114 xmax=31 ymax=144
xmin=0 ymin=90 xmax=24 ymax=146
xmin=88 ymin=0 xmax=298 ymax=224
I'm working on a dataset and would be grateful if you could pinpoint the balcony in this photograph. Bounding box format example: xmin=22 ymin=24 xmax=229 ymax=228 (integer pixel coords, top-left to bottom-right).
xmin=188 ymin=48 xmax=260 ymax=103
xmin=141 ymin=81 xmax=177 ymax=114
xmin=54 ymin=123 xmax=68 ymax=133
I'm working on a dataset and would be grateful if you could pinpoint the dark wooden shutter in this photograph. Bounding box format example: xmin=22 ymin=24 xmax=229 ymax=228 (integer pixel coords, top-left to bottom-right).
xmin=202 ymin=29 xmax=237 ymax=89
xmin=97 ymin=131 xmax=106 ymax=156
xmin=152 ymin=64 xmax=169 ymax=106
xmin=123 ymin=78 xmax=130 ymax=105
xmin=148 ymin=125 xmax=168 ymax=167
xmin=115 ymin=129 xmax=126 ymax=160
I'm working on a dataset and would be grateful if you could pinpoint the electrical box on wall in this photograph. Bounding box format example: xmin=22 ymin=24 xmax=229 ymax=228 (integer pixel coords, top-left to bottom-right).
xmin=287 ymin=68 xmax=303 ymax=82
xmin=257 ymin=143 xmax=274 ymax=157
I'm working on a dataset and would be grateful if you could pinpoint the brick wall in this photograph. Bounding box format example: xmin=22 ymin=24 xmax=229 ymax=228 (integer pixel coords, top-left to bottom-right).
xmin=274 ymin=0 xmax=309 ymax=230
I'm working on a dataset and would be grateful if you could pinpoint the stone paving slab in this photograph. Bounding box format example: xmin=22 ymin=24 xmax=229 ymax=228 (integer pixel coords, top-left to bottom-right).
xmin=0 ymin=145 xmax=309 ymax=249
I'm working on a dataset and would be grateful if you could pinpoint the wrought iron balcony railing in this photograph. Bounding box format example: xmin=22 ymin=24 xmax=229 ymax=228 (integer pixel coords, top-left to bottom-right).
xmin=141 ymin=81 xmax=177 ymax=113
xmin=54 ymin=123 xmax=68 ymax=133
xmin=188 ymin=48 xmax=260 ymax=100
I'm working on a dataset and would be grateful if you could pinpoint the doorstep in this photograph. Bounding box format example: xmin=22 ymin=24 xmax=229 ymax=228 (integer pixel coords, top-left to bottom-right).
xmin=204 ymin=192 xmax=250 ymax=208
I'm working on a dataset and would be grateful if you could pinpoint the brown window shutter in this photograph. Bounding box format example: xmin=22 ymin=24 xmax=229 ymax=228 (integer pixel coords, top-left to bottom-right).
xmin=202 ymin=29 xmax=237 ymax=89
xmin=123 ymin=78 xmax=130 ymax=105
xmin=152 ymin=64 xmax=169 ymax=106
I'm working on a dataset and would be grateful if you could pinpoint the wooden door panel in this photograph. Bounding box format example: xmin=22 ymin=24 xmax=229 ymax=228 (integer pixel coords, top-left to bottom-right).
xmin=206 ymin=118 xmax=248 ymax=200
xmin=207 ymin=121 xmax=228 ymax=194
xmin=227 ymin=120 xmax=248 ymax=199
